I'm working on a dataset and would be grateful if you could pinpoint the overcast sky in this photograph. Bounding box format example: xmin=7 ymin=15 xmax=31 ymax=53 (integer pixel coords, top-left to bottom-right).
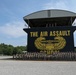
xmin=0 ymin=0 xmax=76 ymax=46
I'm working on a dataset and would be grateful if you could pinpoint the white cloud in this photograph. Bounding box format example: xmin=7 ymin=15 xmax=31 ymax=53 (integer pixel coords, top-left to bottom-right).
xmin=0 ymin=21 xmax=27 ymax=38
xmin=72 ymin=19 xmax=76 ymax=26
xmin=43 ymin=0 xmax=69 ymax=10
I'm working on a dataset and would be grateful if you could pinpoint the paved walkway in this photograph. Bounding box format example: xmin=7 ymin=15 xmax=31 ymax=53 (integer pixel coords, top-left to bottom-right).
xmin=0 ymin=56 xmax=13 ymax=60
xmin=0 ymin=56 xmax=76 ymax=75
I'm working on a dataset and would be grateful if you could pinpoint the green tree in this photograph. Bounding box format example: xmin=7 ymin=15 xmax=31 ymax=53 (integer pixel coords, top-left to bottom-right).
xmin=0 ymin=43 xmax=26 ymax=55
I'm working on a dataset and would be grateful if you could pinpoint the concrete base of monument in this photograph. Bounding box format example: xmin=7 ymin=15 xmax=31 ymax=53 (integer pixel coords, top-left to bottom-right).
xmin=13 ymin=52 xmax=76 ymax=61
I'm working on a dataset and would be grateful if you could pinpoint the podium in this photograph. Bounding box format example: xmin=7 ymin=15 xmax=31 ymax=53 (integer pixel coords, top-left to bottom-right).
xmin=23 ymin=10 xmax=76 ymax=54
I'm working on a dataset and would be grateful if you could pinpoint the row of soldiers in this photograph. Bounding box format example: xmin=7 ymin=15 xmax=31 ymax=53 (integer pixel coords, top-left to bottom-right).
xmin=13 ymin=52 xmax=76 ymax=61
xmin=52 ymin=52 xmax=76 ymax=61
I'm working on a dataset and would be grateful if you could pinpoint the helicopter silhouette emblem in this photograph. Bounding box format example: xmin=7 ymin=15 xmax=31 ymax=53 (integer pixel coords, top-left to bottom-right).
xmin=34 ymin=37 xmax=66 ymax=51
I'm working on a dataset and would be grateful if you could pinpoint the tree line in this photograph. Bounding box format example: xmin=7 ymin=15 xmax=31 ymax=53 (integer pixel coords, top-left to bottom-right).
xmin=0 ymin=43 xmax=27 ymax=55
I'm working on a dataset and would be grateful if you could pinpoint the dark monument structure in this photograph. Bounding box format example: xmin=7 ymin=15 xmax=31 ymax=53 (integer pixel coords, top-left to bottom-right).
xmin=23 ymin=9 xmax=76 ymax=54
